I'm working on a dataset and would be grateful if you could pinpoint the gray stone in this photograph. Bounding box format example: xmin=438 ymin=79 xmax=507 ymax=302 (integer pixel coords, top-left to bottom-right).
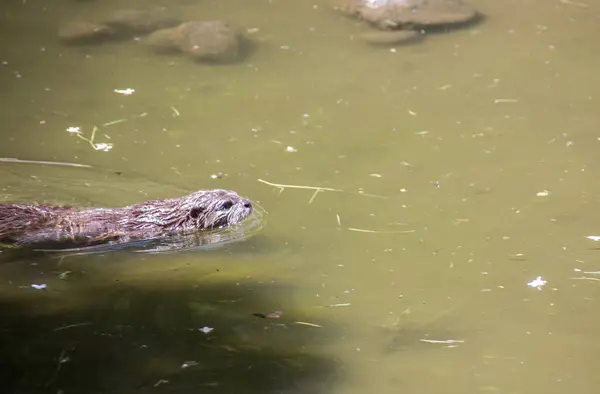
xmin=147 ymin=21 xmax=241 ymax=63
xmin=102 ymin=9 xmax=180 ymax=35
xmin=58 ymin=21 xmax=115 ymax=44
xmin=360 ymin=29 xmax=423 ymax=45
xmin=336 ymin=0 xmax=479 ymax=30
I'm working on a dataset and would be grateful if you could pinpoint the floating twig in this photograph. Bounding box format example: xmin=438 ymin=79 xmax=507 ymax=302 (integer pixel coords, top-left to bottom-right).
xmin=0 ymin=157 xmax=92 ymax=168
xmin=420 ymin=339 xmax=465 ymax=344
xmin=53 ymin=322 xmax=92 ymax=332
xmin=102 ymin=112 xmax=147 ymax=127
xmin=355 ymin=191 xmax=388 ymax=199
xmin=102 ymin=118 xmax=127 ymax=127
xmin=45 ymin=348 xmax=69 ymax=388
xmin=258 ymin=178 xmax=342 ymax=192
xmin=258 ymin=178 xmax=342 ymax=203
xmin=559 ymin=0 xmax=588 ymax=7
xmin=258 ymin=178 xmax=388 ymax=203
xmin=494 ymin=98 xmax=519 ymax=104
xmin=68 ymin=126 xmax=113 ymax=152
xmin=348 ymin=228 xmax=416 ymax=234
xmin=294 ymin=321 xmax=323 ymax=328
xmin=154 ymin=379 xmax=169 ymax=388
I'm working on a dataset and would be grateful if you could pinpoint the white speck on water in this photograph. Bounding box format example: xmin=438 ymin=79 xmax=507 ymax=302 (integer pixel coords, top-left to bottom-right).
xmin=93 ymin=143 xmax=113 ymax=152
xmin=66 ymin=126 xmax=81 ymax=133
xmin=114 ymin=88 xmax=135 ymax=95
xmin=527 ymin=276 xmax=547 ymax=290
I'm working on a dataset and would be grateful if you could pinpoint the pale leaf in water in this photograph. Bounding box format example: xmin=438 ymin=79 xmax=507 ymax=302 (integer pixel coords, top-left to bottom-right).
xmin=114 ymin=88 xmax=135 ymax=95
xmin=181 ymin=361 xmax=198 ymax=368
xmin=527 ymin=276 xmax=547 ymax=290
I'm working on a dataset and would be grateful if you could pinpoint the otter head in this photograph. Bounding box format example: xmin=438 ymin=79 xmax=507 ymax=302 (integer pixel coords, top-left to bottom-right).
xmin=184 ymin=189 xmax=252 ymax=230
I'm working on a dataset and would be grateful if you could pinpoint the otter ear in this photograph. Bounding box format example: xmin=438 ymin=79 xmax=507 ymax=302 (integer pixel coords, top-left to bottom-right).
xmin=190 ymin=207 xmax=204 ymax=219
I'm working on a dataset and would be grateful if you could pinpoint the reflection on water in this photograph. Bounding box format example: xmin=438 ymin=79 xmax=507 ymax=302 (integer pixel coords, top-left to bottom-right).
xmin=0 ymin=272 xmax=340 ymax=393
xmin=2 ymin=0 xmax=600 ymax=393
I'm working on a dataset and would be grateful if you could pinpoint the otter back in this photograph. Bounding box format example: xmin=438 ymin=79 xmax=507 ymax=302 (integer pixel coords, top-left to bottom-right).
xmin=0 ymin=189 xmax=253 ymax=249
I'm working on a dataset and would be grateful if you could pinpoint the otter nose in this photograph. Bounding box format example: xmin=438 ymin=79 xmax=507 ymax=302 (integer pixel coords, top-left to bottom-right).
xmin=242 ymin=199 xmax=252 ymax=210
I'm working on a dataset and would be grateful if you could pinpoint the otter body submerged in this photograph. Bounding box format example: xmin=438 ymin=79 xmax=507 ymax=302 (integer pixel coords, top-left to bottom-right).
xmin=0 ymin=189 xmax=252 ymax=248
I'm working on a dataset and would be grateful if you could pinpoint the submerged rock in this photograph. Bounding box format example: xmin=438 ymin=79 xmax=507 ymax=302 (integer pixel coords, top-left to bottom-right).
xmin=360 ymin=29 xmax=423 ymax=45
xmin=335 ymin=0 xmax=480 ymax=44
xmin=58 ymin=21 xmax=115 ymax=44
xmin=147 ymin=21 xmax=241 ymax=63
xmin=337 ymin=0 xmax=479 ymax=29
xmin=102 ymin=9 xmax=180 ymax=35
xmin=58 ymin=8 xmax=180 ymax=45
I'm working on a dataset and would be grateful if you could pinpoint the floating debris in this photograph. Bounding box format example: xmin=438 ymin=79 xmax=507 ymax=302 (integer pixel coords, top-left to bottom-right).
xmin=93 ymin=142 xmax=113 ymax=152
xmin=585 ymin=236 xmax=600 ymax=242
xmin=527 ymin=276 xmax=547 ymax=290
xmin=199 ymin=326 xmax=213 ymax=334
xmin=153 ymin=379 xmax=169 ymax=388
xmin=252 ymin=311 xmax=283 ymax=319
xmin=66 ymin=126 xmax=81 ymax=133
xmin=31 ymin=284 xmax=47 ymax=290
xmin=53 ymin=322 xmax=92 ymax=332
xmin=67 ymin=125 xmax=113 ymax=152
xmin=420 ymin=339 xmax=464 ymax=344
xmin=348 ymin=227 xmax=415 ymax=234
xmin=114 ymin=88 xmax=135 ymax=95
xmin=559 ymin=0 xmax=588 ymax=7
xmin=0 ymin=157 xmax=91 ymax=168
xmin=59 ymin=271 xmax=72 ymax=280
xmin=294 ymin=321 xmax=323 ymax=328
xmin=181 ymin=361 xmax=198 ymax=369
xmin=101 ymin=118 xmax=128 ymax=127
xmin=570 ymin=277 xmax=600 ymax=281
xmin=536 ymin=190 xmax=550 ymax=197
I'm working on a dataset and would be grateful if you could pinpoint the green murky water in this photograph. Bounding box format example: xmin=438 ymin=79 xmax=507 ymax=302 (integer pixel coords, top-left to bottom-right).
xmin=2 ymin=0 xmax=600 ymax=393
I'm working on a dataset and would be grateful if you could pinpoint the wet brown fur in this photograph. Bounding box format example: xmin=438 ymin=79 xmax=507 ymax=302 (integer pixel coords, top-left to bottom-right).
xmin=0 ymin=189 xmax=252 ymax=247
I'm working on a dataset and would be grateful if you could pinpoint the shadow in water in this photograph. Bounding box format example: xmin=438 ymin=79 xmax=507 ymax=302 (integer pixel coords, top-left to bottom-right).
xmin=0 ymin=256 xmax=341 ymax=394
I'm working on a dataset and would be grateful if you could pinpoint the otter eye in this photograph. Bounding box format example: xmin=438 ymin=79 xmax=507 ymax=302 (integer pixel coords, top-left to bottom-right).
xmin=221 ymin=200 xmax=233 ymax=210
xmin=190 ymin=207 xmax=204 ymax=219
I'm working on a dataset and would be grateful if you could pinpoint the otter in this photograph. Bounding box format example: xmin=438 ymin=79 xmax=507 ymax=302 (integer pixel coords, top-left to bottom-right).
xmin=0 ymin=189 xmax=252 ymax=248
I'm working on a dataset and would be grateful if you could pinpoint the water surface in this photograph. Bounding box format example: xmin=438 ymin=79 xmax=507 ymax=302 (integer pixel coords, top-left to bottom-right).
xmin=1 ymin=0 xmax=600 ymax=393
